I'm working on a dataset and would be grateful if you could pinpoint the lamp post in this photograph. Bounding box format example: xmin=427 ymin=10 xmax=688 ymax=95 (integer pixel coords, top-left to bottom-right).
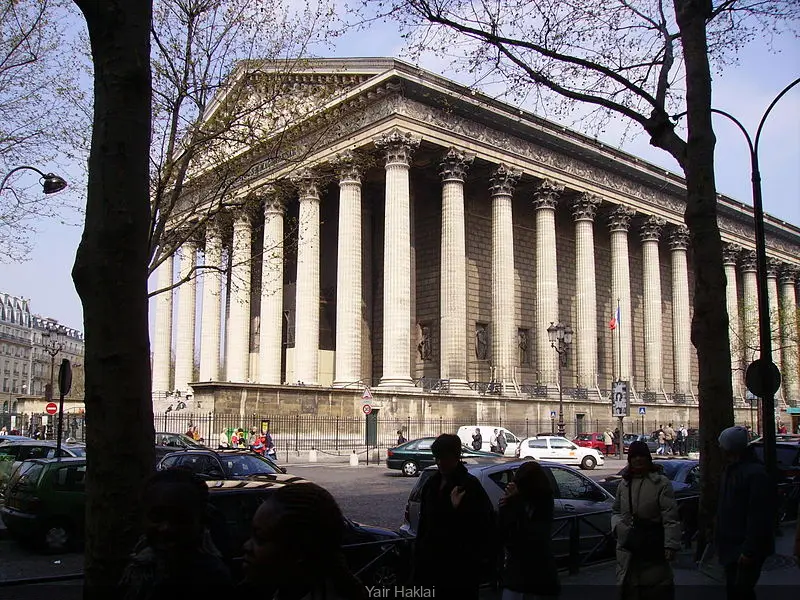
xmin=1 ymin=166 xmax=67 ymax=195
xmin=41 ymin=325 xmax=63 ymax=439
xmin=547 ymin=321 xmax=574 ymax=437
xmin=673 ymin=77 xmax=800 ymax=484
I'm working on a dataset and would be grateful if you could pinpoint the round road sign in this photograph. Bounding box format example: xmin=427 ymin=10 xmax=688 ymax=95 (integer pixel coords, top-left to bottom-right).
xmin=362 ymin=404 xmax=372 ymax=415
xmin=745 ymin=358 xmax=781 ymax=398
xmin=45 ymin=402 xmax=58 ymax=416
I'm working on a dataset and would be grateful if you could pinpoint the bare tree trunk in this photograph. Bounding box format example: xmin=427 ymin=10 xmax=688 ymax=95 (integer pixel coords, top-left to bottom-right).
xmin=71 ymin=1 xmax=154 ymax=596
xmin=674 ymin=0 xmax=734 ymax=554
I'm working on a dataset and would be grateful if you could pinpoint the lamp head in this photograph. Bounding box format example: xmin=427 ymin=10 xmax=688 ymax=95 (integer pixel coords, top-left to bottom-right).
xmin=563 ymin=325 xmax=574 ymax=346
xmin=41 ymin=173 xmax=67 ymax=194
xmin=547 ymin=322 xmax=558 ymax=344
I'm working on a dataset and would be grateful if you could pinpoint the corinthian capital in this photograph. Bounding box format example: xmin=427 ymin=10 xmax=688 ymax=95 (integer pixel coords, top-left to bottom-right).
xmin=374 ymin=129 xmax=420 ymax=166
xmin=571 ymin=193 xmax=601 ymax=222
xmin=532 ymin=179 xmax=564 ymax=210
xmin=766 ymin=257 xmax=781 ymax=278
xmin=439 ymin=148 xmax=475 ymax=182
xmin=330 ymin=150 xmax=363 ymax=184
xmin=290 ymin=168 xmax=321 ymax=202
xmin=262 ymin=186 xmax=285 ymax=215
xmin=639 ymin=216 xmax=666 ymax=243
xmin=607 ymin=205 xmax=635 ymax=232
xmin=740 ymin=250 xmax=757 ymax=273
xmin=488 ymin=164 xmax=521 ymax=196
xmin=779 ymin=265 xmax=798 ymax=285
xmin=722 ymin=242 xmax=742 ymax=266
xmin=668 ymin=225 xmax=690 ymax=251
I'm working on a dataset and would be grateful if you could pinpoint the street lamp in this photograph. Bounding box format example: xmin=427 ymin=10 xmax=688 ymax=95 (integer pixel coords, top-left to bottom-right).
xmin=672 ymin=76 xmax=800 ymax=484
xmin=41 ymin=325 xmax=64 ymax=439
xmin=1 ymin=166 xmax=67 ymax=195
xmin=548 ymin=321 xmax=574 ymax=437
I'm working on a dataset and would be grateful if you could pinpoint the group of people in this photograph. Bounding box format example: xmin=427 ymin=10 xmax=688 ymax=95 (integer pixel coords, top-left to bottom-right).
xmin=470 ymin=427 xmax=508 ymax=454
xmin=219 ymin=427 xmax=277 ymax=460
xmin=654 ymin=423 xmax=688 ymax=456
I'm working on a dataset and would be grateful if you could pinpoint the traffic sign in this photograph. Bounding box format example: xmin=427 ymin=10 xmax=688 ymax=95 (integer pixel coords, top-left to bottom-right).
xmin=745 ymin=359 xmax=781 ymax=398
xmin=362 ymin=387 xmax=373 ymax=401
xmin=550 ymin=411 xmax=557 ymax=419
xmin=362 ymin=404 xmax=372 ymax=415
xmin=638 ymin=407 xmax=646 ymax=415
xmin=45 ymin=402 xmax=58 ymax=416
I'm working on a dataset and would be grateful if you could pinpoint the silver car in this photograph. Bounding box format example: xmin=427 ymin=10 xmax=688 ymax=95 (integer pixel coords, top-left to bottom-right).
xmin=400 ymin=459 xmax=614 ymax=559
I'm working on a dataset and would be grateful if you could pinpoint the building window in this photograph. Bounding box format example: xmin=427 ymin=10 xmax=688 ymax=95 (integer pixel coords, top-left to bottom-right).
xmin=2 ymin=379 xmax=7 ymax=392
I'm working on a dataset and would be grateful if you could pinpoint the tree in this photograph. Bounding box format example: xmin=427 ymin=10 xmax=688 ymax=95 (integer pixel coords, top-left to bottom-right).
xmin=363 ymin=0 xmax=800 ymax=548
xmin=0 ymin=0 xmax=87 ymax=261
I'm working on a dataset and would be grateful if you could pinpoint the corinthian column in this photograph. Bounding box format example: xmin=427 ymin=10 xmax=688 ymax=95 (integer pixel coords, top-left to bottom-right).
xmin=669 ymin=225 xmax=691 ymax=394
xmin=292 ymin=170 xmax=321 ymax=386
xmin=534 ymin=180 xmax=563 ymax=387
xmin=780 ymin=267 xmax=799 ymax=405
xmin=572 ymin=193 xmax=600 ymax=388
xmin=199 ymin=223 xmax=223 ymax=381
xmin=767 ymin=258 xmax=783 ymax=394
xmin=722 ymin=243 xmax=743 ymax=398
xmin=741 ymin=251 xmax=759 ymax=362
xmin=152 ymin=255 xmax=174 ymax=394
xmin=174 ymin=241 xmax=197 ymax=393
xmin=375 ymin=130 xmax=420 ymax=389
xmin=439 ymin=148 xmax=474 ymax=390
xmin=332 ymin=152 xmax=363 ymax=388
xmin=226 ymin=214 xmax=252 ymax=382
xmin=640 ymin=216 xmax=666 ymax=392
xmin=608 ymin=206 xmax=635 ymax=384
xmin=490 ymin=166 xmax=520 ymax=390
xmin=258 ymin=190 xmax=285 ymax=384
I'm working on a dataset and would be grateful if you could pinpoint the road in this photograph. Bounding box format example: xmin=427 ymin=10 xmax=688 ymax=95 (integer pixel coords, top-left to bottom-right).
xmin=0 ymin=458 xmax=627 ymax=583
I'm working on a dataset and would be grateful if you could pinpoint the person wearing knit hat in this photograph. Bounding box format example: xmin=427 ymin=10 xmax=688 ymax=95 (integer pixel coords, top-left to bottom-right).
xmin=715 ymin=425 xmax=775 ymax=599
xmin=611 ymin=438 xmax=680 ymax=599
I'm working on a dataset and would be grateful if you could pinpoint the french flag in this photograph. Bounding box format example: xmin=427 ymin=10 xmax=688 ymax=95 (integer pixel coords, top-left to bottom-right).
xmin=609 ymin=305 xmax=621 ymax=330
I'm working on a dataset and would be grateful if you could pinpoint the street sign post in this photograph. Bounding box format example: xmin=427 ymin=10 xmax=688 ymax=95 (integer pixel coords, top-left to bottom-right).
xmin=612 ymin=381 xmax=630 ymax=456
xmin=45 ymin=402 xmax=58 ymax=415
xmin=56 ymin=359 xmax=72 ymax=457
xmin=639 ymin=406 xmax=646 ymax=435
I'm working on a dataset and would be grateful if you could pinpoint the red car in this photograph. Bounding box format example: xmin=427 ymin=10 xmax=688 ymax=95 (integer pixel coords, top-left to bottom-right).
xmin=573 ymin=432 xmax=609 ymax=454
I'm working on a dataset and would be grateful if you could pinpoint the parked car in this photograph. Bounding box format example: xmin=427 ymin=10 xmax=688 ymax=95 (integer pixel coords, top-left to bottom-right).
xmin=750 ymin=440 xmax=800 ymax=479
xmin=515 ymin=436 xmax=605 ymax=470
xmin=156 ymin=448 xmax=289 ymax=479
xmin=386 ymin=437 xmax=502 ymax=477
xmin=400 ymin=460 xmax=615 ymax=563
xmin=456 ymin=426 xmax=522 ymax=456
xmin=573 ymin=432 xmax=607 ymax=453
xmin=154 ymin=431 xmax=205 ymax=463
xmin=0 ymin=440 xmax=86 ymax=498
xmin=622 ymin=433 xmax=658 ymax=454
xmin=0 ymin=435 xmax=32 ymax=443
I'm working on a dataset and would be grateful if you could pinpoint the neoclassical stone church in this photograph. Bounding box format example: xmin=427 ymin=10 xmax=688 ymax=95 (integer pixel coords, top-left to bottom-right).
xmin=150 ymin=58 xmax=800 ymax=427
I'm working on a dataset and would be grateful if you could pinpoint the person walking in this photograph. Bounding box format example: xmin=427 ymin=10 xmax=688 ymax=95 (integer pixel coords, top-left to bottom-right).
xmin=472 ymin=427 xmax=483 ymax=451
xmin=498 ymin=461 xmax=560 ymax=599
xmin=716 ymin=426 xmax=775 ymax=600
xmin=612 ymin=440 xmax=681 ymax=600
xmin=663 ymin=424 xmax=675 ymax=455
xmin=413 ymin=434 xmax=495 ymax=599
xmin=603 ymin=429 xmax=614 ymax=457
xmin=656 ymin=427 xmax=666 ymax=455
xmin=497 ymin=429 xmax=508 ymax=455
xmin=242 ymin=481 xmax=368 ymax=599
xmin=490 ymin=429 xmax=499 ymax=453
xmin=397 ymin=430 xmax=407 ymax=445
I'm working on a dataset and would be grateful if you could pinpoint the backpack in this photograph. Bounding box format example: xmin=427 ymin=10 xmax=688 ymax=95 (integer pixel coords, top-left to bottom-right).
xmin=676 ymin=429 xmax=685 ymax=442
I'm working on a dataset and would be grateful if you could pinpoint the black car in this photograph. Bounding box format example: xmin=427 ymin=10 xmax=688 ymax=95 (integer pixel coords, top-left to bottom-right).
xmin=386 ymin=437 xmax=502 ymax=477
xmin=156 ymin=448 xmax=288 ymax=478
xmin=154 ymin=431 xmax=205 ymax=463
xmin=622 ymin=433 xmax=658 ymax=454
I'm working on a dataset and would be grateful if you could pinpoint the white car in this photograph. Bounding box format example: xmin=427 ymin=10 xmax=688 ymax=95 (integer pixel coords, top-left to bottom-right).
xmin=516 ymin=435 xmax=604 ymax=470
xmin=456 ymin=425 xmax=521 ymax=457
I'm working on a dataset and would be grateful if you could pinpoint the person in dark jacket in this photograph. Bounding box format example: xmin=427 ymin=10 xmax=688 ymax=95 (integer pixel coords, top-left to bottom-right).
xmin=715 ymin=426 xmax=775 ymax=600
xmin=498 ymin=460 xmax=560 ymax=599
xmin=413 ymin=434 xmax=495 ymax=599
xmin=472 ymin=428 xmax=483 ymax=451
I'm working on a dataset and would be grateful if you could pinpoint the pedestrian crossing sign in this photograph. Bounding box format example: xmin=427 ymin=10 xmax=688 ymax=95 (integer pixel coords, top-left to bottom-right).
xmin=639 ymin=407 xmax=646 ymax=415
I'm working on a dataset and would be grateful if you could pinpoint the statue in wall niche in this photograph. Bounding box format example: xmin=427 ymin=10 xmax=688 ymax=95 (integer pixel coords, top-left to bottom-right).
xmin=518 ymin=329 xmax=529 ymax=365
xmin=417 ymin=324 xmax=432 ymax=361
xmin=475 ymin=325 xmax=488 ymax=360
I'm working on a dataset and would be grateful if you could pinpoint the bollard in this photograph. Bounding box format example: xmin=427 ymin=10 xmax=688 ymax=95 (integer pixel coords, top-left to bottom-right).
xmin=309 ymin=449 xmax=318 ymax=463
xmin=349 ymin=450 xmax=359 ymax=466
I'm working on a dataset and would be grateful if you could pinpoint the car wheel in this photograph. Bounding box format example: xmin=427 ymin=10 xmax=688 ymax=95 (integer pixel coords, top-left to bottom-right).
xmin=580 ymin=455 xmax=597 ymax=470
xmin=401 ymin=461 xmax=419 ymax=477
xmin=41 ymin=521 xmax=72 ymax=553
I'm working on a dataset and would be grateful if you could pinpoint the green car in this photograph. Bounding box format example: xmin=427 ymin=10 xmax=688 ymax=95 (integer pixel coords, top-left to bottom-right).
xmin=1 ymin=457 xmax=87 ymax=553
xmin=386 ymin=437 xmax=502 ymax=476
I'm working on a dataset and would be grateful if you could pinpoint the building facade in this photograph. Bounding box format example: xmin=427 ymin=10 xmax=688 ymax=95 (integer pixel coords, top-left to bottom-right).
xmin=150 ymin=59 xmax=800 ymax=427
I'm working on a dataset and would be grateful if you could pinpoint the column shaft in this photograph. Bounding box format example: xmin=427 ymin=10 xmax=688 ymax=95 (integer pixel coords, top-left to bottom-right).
xmin=534 ymin=180 xmax=563 ymax=386
xmin=152 ymin=256 xmax=174 ymax=393
xmin=780 ymin=269 xmax=799 ymax=405
xmin=490 ymin=166 xmax=520 ymax=389
xmin=741 ymin=252 xmax=759 ymax=362
xmin=199 ymin=226 xmax=223 ymax=381
xmin=767 ymin=260 xmax=782 ymax=394
xmin=641 ymin=217 xmax=666 ymax=392
xmin=174 ymin=242 xmax=197 ymax=392
xmin=669 ymin=226 xmax=691 ymax=394
xmin=723 ymin=243 xmax=743 ymax=398
xmin=293 ymin=171 xmax=321 ymax=386
xmin=609 ymin=207 xmax=634 ymax=384
xmin=376 ymin=130 xmax=419 ymax=389
xmin=258 ymin=194 xmax=285 ymax=384
xmin=227 ymin=216 xmax=252 ymax=382
xmin=333 ymin=156 xmax=362 ymax=387
xmin=572 ymin=194 xmax=600 ymax=388
xmin=439 ymin=149 xmax=473 ymax=388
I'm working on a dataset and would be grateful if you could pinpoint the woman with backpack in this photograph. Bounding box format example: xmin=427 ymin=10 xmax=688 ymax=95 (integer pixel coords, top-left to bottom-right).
xmin=612 ymin=440 xmax=681 ymax=600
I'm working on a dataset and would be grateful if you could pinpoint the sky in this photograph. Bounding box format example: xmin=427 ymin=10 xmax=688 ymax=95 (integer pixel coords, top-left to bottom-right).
xmin=1 ymin=6 xmax=798 ymax=333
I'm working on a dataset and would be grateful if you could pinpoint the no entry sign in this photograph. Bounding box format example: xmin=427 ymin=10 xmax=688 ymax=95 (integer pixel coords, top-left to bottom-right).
xmin=45 ymin=402 xmax=58 ymax=416
xmin=362 ymin=404 xmax=372 ymax=415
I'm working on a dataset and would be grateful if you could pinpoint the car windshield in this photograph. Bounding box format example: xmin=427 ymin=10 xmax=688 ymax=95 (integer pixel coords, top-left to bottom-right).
xmin=9 ymin=461 xmax=45 ymax=489
xmin=220 ymin=454 xmax=280 ymax=477
xmin=576 ymin=434 xmax=593 ymax=441
xmin=65 ymin=446 xmax=86 ymax=457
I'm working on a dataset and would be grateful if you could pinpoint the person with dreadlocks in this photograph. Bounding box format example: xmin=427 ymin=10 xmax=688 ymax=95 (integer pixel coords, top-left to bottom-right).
xmin=120 ymin=468 xmax=232 ymax=600
xmin=242 ymin=481 xmax=368 ymax=599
